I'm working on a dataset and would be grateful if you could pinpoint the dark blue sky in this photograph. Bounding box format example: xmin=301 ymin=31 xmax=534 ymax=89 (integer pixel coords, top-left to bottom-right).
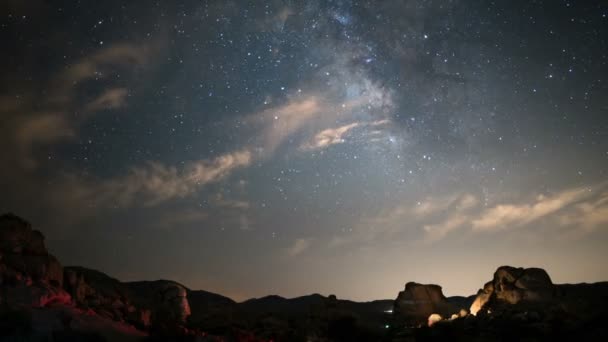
xmin=1 ymin=0 xmax=607 ymax=301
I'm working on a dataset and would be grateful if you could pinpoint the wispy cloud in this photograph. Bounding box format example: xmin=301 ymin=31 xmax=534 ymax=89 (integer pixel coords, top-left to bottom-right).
xmin=424 ymin=185 xmax=608 ymax=241
xmin=471 ymin=187 xmax=590 ymax=232
xmin=28 ymin=41 xmax=252 ymax=212
xmin=244 ymin=43 xmax=395 ymax=160
xmin=410 ymin=194 xmax=478 ymax=242
xmin=286 ymin=238 xmax=312 ymax=257
xmin=423 ymin=215 xmax=469 ymax=242
xmin=61 ymin=44 xmax=151 ymax=89
xmin=377 ymin=193 xmax=478 ymax=224
xmin=54 ymin=150 xmax=252 ymax=210
xmin=299 ymin=119 xmax=392 ymax=152
xmin=7 ymin=33 xmax=397 ymax=219
xmin=251 ymin=97 xmax=322 ymax=157
xmin=328 ymin=184 xmax=608 ymax=247
xmin=413 ymin=193 xmax=478 ymax=217
xmin=554 ymin=190 xmax=608 ymax=233
xmin=6 ymin=43 xmax=157 ymax=169
xmin=417 ymin=186 xmax=606 ymax=241
xmin=15 ymin=114 xmax=75 ymax=168
xmin=84 ymin=88 xmax=129 ymax=112
xmin=300 ymin=122 xmax=360 ymax=151
xmin=324 ymin=193 xmax=479 ymax=248
xmin=108 ymin=150 xmax=251 ymax=206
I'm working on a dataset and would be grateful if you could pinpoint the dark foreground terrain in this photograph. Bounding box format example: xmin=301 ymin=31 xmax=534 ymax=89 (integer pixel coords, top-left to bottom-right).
xmin=1 ymin=213 xmax=607 ymax=341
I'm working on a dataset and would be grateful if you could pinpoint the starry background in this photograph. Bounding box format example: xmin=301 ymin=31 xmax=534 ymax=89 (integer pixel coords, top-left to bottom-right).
xmin=1 ymin=0 xmax=607 ymax=301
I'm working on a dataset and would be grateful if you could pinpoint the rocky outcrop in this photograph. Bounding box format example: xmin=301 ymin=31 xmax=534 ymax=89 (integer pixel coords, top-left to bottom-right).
xmin=476 ymin=266 xmax=608 ymax=320
xmin=412 ymin=267 xmax=608 ymax=341
xmin=0 ymin=213 xmax=70 ymax=308
xmin=64 ymin=268 xmax=194 ymax=330
xmin=393 ymin=282 xmax=457 ymax=327
xmin=4 ymin=214 xmax=607 ymax=341
xmin=63 ymin=266 xmax=153 ymax=328
xmin=470 ymin=266 xmax=555 ymax=315
xmin=125 ymin=280 xmax=191 ymax=327
xmin=0 ymin=214 xmax=46 ymax=254
xmin=0 ymin=213 xmax=63 ymax=287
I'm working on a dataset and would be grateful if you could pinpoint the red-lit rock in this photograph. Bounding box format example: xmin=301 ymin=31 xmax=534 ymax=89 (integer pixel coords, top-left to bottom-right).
xmin=0 ymin=213 xmax=63 ymax=287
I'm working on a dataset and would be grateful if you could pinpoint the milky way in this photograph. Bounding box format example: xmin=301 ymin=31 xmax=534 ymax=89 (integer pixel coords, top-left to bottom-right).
xmin=1 ymin=0 xmax=607 ymax=301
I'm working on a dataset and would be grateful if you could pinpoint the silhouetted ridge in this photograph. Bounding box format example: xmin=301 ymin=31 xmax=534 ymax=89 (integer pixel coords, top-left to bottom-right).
xmin=2 ymin=213 xmax=607 ymax=341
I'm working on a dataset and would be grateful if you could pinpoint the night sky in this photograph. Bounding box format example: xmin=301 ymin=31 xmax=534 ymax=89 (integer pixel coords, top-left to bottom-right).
xmin=1 ymin=0 xmax=607 ymax=301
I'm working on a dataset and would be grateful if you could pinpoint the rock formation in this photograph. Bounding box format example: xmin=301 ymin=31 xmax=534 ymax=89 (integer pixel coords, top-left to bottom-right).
xmin=64 ymin=268 xmax=193 ymax=330
xmin=0 ymin=213 xmax=70 ymax=308
xmin=0 ymin=213 xmax=64 ymax=287
xmin=64 ymin=266 xmax=153 ymax=328
xmin=392 ymin=282 xmax=458 ymax=327
xmin=3 ymin=213 xmax=608 ymax=341
xmin=414 ymin=266 xmax=608 ymax=341
xmin=125 ymin=280 xmax=192 ymax=327
xmin=470 ymin=265 xmax=555 ymax=315
xmin=0 ymin=214 xmax=202 ymax=339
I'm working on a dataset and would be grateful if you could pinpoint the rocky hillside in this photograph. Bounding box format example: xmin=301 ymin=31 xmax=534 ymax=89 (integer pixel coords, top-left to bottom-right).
xmin=1 ymin=213 xmax=607 ymax=341
xmin=0 ymin=213 xmax=396 ymax=341
xmin=401 ymin=266 xmax=608 ymax=341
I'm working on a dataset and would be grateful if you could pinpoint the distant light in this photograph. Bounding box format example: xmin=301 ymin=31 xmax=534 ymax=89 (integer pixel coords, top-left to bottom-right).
xmin=384 ymin=324 xmax=390 ymax=329
xmin=428 ymin=313 xmax=443 ymax=327
xmin=384 ymin=309 xmax=393 ymax=313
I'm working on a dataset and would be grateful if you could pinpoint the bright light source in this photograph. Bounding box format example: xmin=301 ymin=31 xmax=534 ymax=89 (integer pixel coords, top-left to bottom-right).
xmin=428 ymin=313 xmax=443 ymax=327
xmin=384 ymin=324 xmax=390 ymax=329
xmin=384 ymin=309 xmax=393 ymax=313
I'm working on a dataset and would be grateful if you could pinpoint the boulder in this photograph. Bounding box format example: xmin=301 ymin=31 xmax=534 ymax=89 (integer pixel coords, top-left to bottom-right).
xmin=393 ymin=282 xmax=457 ymax=327
xmin=158 ymin=282 xmax=191 ymax=323
xmin=428 ymin=313 xmax=443 ymax=326
xmin=470 ymin=266 xmax=555 ymax=315
xmin=125 ymin=280 xmax=191 ymax=326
